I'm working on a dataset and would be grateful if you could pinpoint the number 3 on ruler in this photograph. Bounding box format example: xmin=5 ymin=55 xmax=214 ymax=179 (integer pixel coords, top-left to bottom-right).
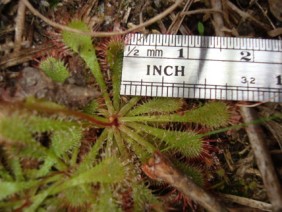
xmin=241 ymin=76 xmax=255 ymax=84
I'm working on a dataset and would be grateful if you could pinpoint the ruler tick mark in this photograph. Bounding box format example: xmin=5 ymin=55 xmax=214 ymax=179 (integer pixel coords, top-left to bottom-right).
xmin=121 ymin=34 xmax=282 ymax=102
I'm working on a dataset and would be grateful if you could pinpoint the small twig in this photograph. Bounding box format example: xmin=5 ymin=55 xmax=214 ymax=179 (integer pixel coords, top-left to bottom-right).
xmin=219 ymin=193 xmax=272 ymax=211
xmin=169 ymin=13 xmax=192 ymax=35
xmin=122 ymin=7 xmax=131 ymax=24
xmin=0 ymin=25 xmax=14 ymax=37
xmin=221 ymin=0 xmax=232 ymax=27
xmin=0 ymin=40 xmax=30 ymax=52
xmin=167 ymin=0 xmax=193 ymax=34
xmin=254 ymin=1 xmax=276 ymax=30
xmin=142 ymin=151 xmax=228 ymax=212
xmin=236 ymin=102 xmax=266 ymax=107
xmin=268 ymin=28 xmax=282 ymax=37
xmin=181 ymin=8 xmax=224 ymax=16
xmin=138 ymin=0 xmax=150 ymax=33
xmin=226 ymin=1 xmax=270 ymax=31
xmin=182 ymin=8 xmax=232 ymax=34
xmin=240 ymin=107 xmax=282 ymax=212
xmin=210 ymin=0 xmax=225 ymax=36
xmin=0 ymin=42 xmax=54 ymax=69
xmin=14 ymin=0 xmax=26 ymax=53
xmin=22 ymin=0 xmax=183 ymax=37
xmin=77 ymin=0 xmax=98 ymax=21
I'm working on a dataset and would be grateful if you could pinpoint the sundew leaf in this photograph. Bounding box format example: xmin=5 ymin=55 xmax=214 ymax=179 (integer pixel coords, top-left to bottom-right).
xmin=54 ymin=157 xmax=125 ymax=192
xmin=25 ymin=175 xmax=63 ymax=211
xmin=0 ymin=163 xmax=13 ymax=181
xmin=106 ymin=37 xmax=124 ymax=70
xmin=0 ymin=181 xmax=37 ymax=201
xmin=0 ymin=113 xmax=33 ymax=144
xmin=128 ymin=123 xmax=203 ymax=158
xmin=174 ymin=161 xmax=204 ymax=186
xmin=128 ymin=98 xmax=184 ymax=116
xmin=7 ymin=158 xmax=24 ymax=181
xmin=0 ymin=104 xmax=75 ymax=135
xmin=60 ymin=186 xmax=93 ymax=208
xmin=83 ymin=99 xmax=100 ymax=115
xmin=32 ymin=159 xmax=55 ymax=178
xmin=77 ymin=129 xmax=108 ymax=172
xmin=62 ymin=20 xmax=114 ymax=112
xmin=39 ymin=57 xmax=70 ymax=83
xmin=0 ymin=113 xmax=69 ymax=170
xmin=118 ymin=97 xmax=141 ymax=116
xmin=51 ymin=126 xmax=82 ymax=158
xmin=93 ymin=184 xmax=121 ymax=212
xmin=27 ymin=183 xmax=57 ymax=211
xmin=119 ymin=125 xmax=156 ymax=153
xmin=62 ymin=20 xmax=92 ymax=52
xmin=132 ymin=183 xmax=162 ymax=211
xmin=24 ymin=99 xmax=79 ymax=132
xmin=28 ymin=117 xmax=74 ymax=133
xmin=106 ymin=37 xmax=124 ymax=110
xmin=62 ymin=20 xmax=96 ymax=72
xmin=122 ymin=102 xmax=229 ymax=128
xmin=11 ymin=140 xmax=47 ymax=161
xmin=184 ymin=102 xmax=229 ymax=128
xmin=25 ymin=97 xmax=66 ymax=110
xmin=121 ymin=135 xmax=151 ymax=162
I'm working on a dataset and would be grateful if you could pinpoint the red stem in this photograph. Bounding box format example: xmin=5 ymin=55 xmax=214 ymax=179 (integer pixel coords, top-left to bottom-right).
xmin=2 ymin=101 xmax=113 ymax=127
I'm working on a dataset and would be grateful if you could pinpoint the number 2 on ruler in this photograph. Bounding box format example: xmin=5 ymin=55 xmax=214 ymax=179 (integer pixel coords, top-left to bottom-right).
xmin=240 ymin=51 xmax=252 ymax=61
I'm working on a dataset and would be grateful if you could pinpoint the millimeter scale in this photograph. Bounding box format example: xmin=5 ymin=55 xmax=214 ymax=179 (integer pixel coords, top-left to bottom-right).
xmin=121 ymin=34 xmax=282 ymax=102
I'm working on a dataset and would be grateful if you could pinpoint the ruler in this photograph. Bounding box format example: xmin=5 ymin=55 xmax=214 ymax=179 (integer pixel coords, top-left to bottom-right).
xmin=121 ymin=34 xmax=282 ymax=102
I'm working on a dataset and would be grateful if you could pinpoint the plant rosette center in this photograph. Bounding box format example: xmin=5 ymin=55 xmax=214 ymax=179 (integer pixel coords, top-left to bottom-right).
xmin=109 ymin=114 xmax=120 ymax=127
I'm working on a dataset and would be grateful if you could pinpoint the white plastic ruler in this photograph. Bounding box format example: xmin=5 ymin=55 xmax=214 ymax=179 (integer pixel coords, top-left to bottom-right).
xmin=121 ymin=34 xmax=282 ymax=102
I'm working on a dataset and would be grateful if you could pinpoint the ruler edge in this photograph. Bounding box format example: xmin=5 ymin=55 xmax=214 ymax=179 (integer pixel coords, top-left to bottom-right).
xmin=121 ymin=34 xmax=282 ymax=102
xmin=124 ymin=33 xmax=282 ymax=51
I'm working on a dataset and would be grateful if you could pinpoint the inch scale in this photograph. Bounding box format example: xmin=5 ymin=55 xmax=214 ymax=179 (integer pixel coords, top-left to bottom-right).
xmin=121 ymin=34 xmax=282 ymax=102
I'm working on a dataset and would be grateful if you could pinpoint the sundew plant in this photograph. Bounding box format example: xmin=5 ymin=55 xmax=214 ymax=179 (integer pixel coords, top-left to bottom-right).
xmin=0 ymin=20 xmax=230 ymax=211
